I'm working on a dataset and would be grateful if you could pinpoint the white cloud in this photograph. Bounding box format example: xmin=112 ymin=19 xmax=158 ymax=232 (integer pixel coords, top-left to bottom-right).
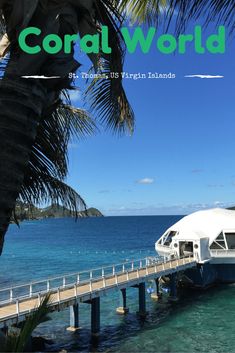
xmin=104 ymin=201 xmax=235 ymax=216
xmin=208 ymin=184 xmax=224 ymax=188
xmin=68 ymin=90 xmax=81 ymax=103
xmin=98 ymin=190 xmax=111 ymax=194
xmin=191 ymin=169 xmax=204 ymax=174
xmin=137 ymin=178 xmax=155 ymax=185
xmin=68 ymin=143 xmax=79 ymax=149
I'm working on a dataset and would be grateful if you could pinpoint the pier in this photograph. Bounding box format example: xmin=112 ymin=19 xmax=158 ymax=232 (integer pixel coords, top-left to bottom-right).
xmin=0 ymin=256 xmax=196 ymax=335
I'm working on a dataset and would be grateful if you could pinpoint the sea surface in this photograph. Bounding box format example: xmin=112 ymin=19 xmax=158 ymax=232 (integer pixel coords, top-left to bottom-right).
xmin=1 ymin=216 xmax=235 ymax=353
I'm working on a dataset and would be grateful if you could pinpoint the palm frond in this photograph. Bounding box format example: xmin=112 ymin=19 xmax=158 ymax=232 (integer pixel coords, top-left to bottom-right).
xmin=17 ymin=103 xmax=96 ymax=214
xmin=3 ymin=294 xmax=51 ymax=352
xmin=32 ymin=102 xmax=96 ymax=180
xmin=118 ymin=0 xmax=167 ymax=25
xmin=85 ymin=62 xmax=134 ymax=134
xmin=0 ymin=10 xmax=6 ymax=40
xmin=77 ymin=0 xmax=134 ymax=134
xmin=20 ymin=172 xmax=86 ymax=215
xmin=164 ymin=0 xmax=235 ymax=34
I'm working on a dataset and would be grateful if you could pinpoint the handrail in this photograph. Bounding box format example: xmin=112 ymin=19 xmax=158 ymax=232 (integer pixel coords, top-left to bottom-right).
xmin=0 ymin=257 xmax=154 ymax=293
xmin=0 ymin=255 xmax=195 ymax=307
xmin=0 ymin=257 xmax=150 ymax=293
xmin=210 ymin=249 xmax=235 ymax=256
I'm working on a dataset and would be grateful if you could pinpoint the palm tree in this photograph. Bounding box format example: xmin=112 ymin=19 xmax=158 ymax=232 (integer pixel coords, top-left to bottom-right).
xmin=0 ymin=0 xmax=169 ymax=254
xmin=0 ymin=0 xmax=134 ymax=254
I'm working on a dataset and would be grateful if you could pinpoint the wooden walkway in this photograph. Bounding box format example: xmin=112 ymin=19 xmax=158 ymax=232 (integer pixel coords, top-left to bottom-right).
xmin=0 ymin=256 xmax=196 ymax=328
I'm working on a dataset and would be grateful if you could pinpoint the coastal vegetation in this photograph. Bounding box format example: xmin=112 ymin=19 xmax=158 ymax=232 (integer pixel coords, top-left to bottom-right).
xmin=13 ymin=202 xmax=103 ymax=222
xmin=0 ymin=295 xmax=51 ymax=352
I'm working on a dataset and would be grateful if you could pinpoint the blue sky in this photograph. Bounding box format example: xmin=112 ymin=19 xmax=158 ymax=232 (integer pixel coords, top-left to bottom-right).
xmin=67 ymin=24 xmax=235 ymax=216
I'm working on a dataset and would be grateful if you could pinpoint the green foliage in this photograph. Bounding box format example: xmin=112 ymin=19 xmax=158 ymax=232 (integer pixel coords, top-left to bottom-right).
xmin=0 ymin=295 xmax=51 ymax=352
xmin=18 ymin=103 xmax=96 ymax=215
xmin=13 ymin=202 xmax=103 ymax=221
xmin=119 ymin=0 xmax=167 ymax=25
xmin=163 ymin=0 xmax=235 ymax=35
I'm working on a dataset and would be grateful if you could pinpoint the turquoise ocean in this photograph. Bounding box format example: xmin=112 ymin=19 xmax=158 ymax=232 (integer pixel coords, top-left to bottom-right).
xmin=1 ymin=216 xmax=235 ymax=352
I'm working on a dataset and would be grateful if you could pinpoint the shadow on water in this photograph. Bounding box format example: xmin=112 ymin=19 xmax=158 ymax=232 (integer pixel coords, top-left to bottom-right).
xmin=46 ymin=284 xmax=234 ymax=353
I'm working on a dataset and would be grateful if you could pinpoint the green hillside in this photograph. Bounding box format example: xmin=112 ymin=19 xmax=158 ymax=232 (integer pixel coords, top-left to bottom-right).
xmin=14 ymin=202 xmax=103 ymax=222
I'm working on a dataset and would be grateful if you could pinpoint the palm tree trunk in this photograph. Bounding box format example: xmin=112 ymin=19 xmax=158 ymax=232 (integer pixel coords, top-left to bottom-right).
xmin=0 ymin=76 xmax=47 ymax=254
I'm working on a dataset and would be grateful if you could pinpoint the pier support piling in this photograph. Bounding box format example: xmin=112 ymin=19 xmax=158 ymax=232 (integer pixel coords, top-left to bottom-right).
xmin=138 ymin=282 xmax=147 ymax=317
xmin=116 ymin=288 xmax=129 ymax=314
xmin=169 ymin=273 xmax=178 ymax=302
xmin=0 ymin=325 xmax=8 ymax=338
xmin=151 ymin=278 xmax=162 ymax=301
xmin=67 ymin=303 xmax=80 ymax=332
xmin=91 ymin=297 xmax=100 ymax=336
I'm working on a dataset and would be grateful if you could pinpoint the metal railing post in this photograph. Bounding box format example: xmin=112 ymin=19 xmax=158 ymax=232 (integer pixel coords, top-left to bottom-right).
xmin=74 ymin=284 xmax=77 ymax=297
xmin=10 ymin=289 xmax=13 ymax=302
xmin=57 ymin=288 xmax=61 ymax=303
xmin=16 ymin=300 xmax=19 ymax=315
xmin=38 ymin=293 xmax=41 ymax=306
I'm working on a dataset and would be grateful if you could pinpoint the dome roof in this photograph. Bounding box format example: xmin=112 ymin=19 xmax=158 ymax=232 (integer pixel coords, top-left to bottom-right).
xmin=168 ymin=208 xmax=235 ymax=243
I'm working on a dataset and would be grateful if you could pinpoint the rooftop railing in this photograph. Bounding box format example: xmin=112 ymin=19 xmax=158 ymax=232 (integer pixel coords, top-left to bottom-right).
xmin=210 ymin=249 xmax=235 ymax=257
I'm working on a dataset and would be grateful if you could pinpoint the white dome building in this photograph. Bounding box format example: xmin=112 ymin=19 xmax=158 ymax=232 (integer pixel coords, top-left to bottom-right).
xmin=155 ymin=208 xmax=235 ymax=287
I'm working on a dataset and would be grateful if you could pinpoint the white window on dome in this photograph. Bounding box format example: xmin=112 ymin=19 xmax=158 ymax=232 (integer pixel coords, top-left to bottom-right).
xmin=210 ymin=232 xmax=226 ymax=250
xmin=224 ymin=232 xmax=235 ymax=250
xmin=163 ymin=231 xmax=177 ymax=246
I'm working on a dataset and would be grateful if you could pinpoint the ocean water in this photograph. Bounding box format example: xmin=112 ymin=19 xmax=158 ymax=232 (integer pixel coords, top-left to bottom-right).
xmin=1 ymin=216 xmax=235 ymax=353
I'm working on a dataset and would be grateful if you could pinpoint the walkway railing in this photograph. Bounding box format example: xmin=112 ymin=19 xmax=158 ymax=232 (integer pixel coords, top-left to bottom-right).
xmin=0 ymin=256 xmax=195 ymax=307
xmin=0 ymin=257 xmax=155 ymax=305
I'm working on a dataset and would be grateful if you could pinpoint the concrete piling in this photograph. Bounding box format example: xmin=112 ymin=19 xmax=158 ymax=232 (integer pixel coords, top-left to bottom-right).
xmin=151 ymin=278 xmax=162 ymax=301
xmin=138 ymin=282 xmax=147 ymax=317
xmin=91 ymin=297 xmax=100 ymax=336
xmin=116 ymin=288 xmax=129 ymax=314
xmin=169 ymin=273 xmax=178 ymax=301
xmin=67 ymin=303 xmax=80 ymax=332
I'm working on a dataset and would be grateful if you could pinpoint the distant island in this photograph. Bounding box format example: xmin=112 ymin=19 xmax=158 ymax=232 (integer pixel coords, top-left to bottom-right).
xmin=13 ymin=202 xmax=103 ymax=222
